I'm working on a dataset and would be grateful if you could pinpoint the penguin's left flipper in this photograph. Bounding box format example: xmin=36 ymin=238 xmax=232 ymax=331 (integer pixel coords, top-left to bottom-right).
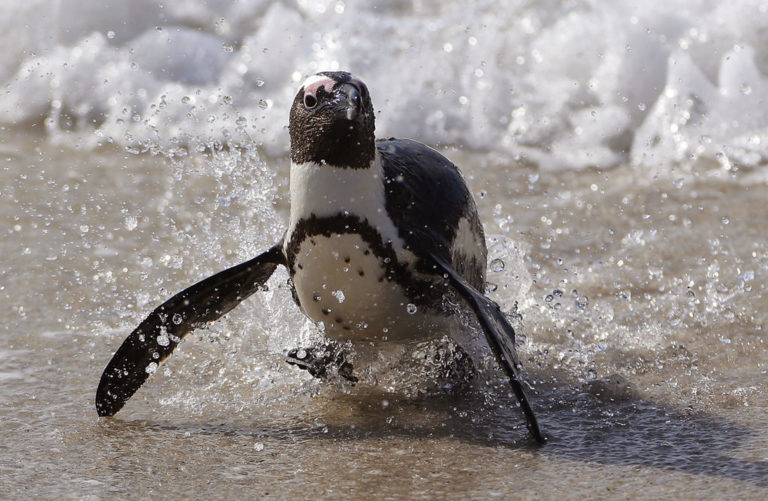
xmin=95 ymin=243 xmax=286 ymax=417
xmin=430 ymin=254 xmax=546 ymax=444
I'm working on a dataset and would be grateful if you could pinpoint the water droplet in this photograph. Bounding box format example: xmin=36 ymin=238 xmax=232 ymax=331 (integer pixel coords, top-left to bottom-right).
xmin=331 ymin=290 xmax=346 ymax=303
xmin=587 ymin=368 xmax=597 ymax=381
xmin=253 ymin=442 xmax=264 ymax=451
xmin=106 ymin=31 xmax=116 ymax=40
xmin=156 ymin=334 xmax=170 ymax=347
xmin=222 ymin=43 xmax=234 ymax=53
xmin=296 ymin=349 xmax=307 ymax=360
xmin=490 ymin=258 xmax=505 ymax=272
xmin=172 ymin=313 xmax=183 ymax=325
xmin=124 ymin=216 xmax=138 ymax=231
xmin=222 ymin=95 xmax=233 ymax=105
xmin=181 ymin=96 xmax=192 ymax=105
xmin=145 ymin=362 xmax=158 ymax=374
xmin=257 ymin=99 xmax=268 ymax=109
xmin=255 ymin=79 xmax=265 ymax=87
xmin=406 ymin=304 xmax=418 ymax=314
xmin=575 ymin=295 xmax=589 ymax=310
xmin=741 ymin=83 xmax=752 ymax=95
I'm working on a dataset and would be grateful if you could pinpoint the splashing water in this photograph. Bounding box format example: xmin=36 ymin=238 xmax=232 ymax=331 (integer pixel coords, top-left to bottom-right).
xmin=2 ymin=0 xmax=768 ymax=171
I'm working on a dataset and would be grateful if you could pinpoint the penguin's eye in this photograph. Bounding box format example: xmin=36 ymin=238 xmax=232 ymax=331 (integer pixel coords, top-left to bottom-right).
xmin=304 ymin=94 xmax=317 ymax=109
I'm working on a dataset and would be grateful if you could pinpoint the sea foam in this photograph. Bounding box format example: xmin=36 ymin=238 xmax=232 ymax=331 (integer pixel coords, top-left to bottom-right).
xmin=1 ymin=0 xmax=767 ymax=170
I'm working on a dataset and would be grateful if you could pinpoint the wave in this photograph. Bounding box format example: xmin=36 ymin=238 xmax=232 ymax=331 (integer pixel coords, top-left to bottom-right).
xmin=1 ymin=0 xmax=767 ymax=170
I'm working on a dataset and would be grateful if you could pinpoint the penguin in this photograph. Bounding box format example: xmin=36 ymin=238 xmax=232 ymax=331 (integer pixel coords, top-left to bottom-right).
xmin=96 ymin=71 xmax=545 ymax=443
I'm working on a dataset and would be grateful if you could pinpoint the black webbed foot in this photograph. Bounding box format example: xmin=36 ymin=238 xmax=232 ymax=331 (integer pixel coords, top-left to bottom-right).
xmin=410 ymin=337 xmax=476 ymax=394
xmin=286 ymin=341 xmax=358 ymax=383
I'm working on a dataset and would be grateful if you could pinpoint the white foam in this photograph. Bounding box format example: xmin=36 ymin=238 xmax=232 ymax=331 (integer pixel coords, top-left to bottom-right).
xmin=1 ymin=0 xmax=767 ymax=171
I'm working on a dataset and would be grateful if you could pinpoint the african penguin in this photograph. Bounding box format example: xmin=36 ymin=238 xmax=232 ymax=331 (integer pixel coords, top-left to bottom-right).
xmin=96 ymin=71 xmax=545 ymax=443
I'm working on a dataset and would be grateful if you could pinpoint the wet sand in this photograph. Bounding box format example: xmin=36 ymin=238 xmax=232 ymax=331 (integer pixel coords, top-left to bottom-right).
xmin=2 ymin=129 xmax=768 ymax=498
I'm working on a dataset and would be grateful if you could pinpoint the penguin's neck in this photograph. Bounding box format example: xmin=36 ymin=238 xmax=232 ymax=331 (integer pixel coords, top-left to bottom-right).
xmin=289 ymin=150 xmax=382 ymax=229
xmin=287 ymin=149 xmax=415 ymax=263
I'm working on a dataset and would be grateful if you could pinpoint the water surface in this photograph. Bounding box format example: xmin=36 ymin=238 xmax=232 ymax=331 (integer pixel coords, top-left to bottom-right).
xmin=2 ymin=129 xmax=768 ymax=499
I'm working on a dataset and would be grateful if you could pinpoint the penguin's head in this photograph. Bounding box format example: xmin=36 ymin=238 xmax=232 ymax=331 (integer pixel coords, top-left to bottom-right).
xmin=289 ymin=71 xmax=375 ymax=168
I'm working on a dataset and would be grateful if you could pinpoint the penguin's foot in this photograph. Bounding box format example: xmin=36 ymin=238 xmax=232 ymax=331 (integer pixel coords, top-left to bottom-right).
xmin=409 ymin=336 xmax=476 ymax=394
xmin=286 ymin=341 xmax=358 ymax=383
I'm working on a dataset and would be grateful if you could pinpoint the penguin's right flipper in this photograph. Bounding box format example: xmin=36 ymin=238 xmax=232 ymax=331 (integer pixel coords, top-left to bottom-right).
xmin=95 ymin=243 xmax=286 ymax=417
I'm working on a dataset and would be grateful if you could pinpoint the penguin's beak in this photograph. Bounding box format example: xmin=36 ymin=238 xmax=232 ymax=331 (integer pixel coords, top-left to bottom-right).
xmin=334 ymin=83 xmax=362 ymax=121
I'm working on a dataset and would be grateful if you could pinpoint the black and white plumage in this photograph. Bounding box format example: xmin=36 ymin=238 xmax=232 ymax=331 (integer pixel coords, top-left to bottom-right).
xmin=96 ymin=71 xmax=544 ymax=443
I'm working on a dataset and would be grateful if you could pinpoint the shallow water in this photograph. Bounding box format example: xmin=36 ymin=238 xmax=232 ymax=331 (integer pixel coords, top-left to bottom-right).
xmin=3 ymin=0 xmax=768 ymax=498
xmin=2 ymin=127 xmax=768 ymax=499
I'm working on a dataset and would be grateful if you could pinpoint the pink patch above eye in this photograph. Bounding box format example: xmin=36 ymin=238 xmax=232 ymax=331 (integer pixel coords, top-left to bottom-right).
xmin=304 ymin=78 xmax=336 ymax=98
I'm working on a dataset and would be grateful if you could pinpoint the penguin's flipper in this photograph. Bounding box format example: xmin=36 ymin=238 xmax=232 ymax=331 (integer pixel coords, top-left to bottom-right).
xmin=95 ymin=243 xmax=286 ymax=417
xmin=430 ymin=253 xmax=546 ymax=444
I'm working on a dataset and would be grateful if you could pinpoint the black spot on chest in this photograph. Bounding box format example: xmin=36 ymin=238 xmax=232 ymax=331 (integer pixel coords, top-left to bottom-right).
xmin=286 ymin=213 xmax=448 ymax=309
xmin=286 ymin=214 xmax=396 ymax=273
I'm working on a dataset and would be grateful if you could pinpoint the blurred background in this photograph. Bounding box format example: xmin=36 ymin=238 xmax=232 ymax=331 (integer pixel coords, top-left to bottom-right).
xmin=2 ymin=0 xmax=767 ymax=169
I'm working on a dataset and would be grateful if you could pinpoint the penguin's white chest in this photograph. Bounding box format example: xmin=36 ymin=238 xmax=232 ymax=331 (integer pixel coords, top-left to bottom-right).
xmin=291 ymin=232 xmax=430 ymax=341
xmin=286 ymin=156 xmax=448 ymax=341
